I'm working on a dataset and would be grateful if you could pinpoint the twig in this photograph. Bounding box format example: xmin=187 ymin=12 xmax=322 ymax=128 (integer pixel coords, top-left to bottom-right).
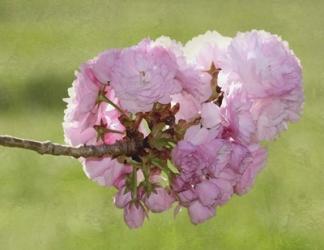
xmin=0 ymin=135 xmax=142 ymax=159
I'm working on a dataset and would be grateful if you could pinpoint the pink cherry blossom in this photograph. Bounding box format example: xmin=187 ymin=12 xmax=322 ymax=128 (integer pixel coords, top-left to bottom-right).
xmin=171 ymin=117 xmax=268 ymax=224
xmin=220 ymin=30 xmax=302 ymax=98
xmin=171 ymin=126 xmax=225 ymax=182
xmin=145 ymin=187 xmax=175 ymax=213
xmin=172 ymin=125 xmax=230 ymax=182
xmin=111 ymin=39 xmax=182 ymax=113
xmin=61 ymin=30 xmax=304 ymax=228
xmin=63 ymin=64 xmax=101 ymax=146
xmin=124 ymin=203 xmax=146 ymax=229
xmin=63 ymin=52 xmax=124 ymax=147
xmin=218 ymin=30 xmax=303 ymax=141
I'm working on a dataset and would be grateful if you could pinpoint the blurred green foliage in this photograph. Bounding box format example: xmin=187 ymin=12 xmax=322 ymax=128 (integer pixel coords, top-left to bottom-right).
xmin=0 ymin=0 xmax=323 ymax=249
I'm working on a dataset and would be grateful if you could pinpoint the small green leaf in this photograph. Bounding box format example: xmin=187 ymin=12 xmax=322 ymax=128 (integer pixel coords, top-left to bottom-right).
xmin=167 ymin=160 xmax=179 ymax=174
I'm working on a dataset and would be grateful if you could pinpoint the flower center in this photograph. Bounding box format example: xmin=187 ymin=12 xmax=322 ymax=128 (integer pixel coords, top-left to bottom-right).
xmin=139 ymin=71 xmax=150 ymax=85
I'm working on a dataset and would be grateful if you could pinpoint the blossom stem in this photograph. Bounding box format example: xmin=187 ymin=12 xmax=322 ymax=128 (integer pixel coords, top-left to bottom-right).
xmin=131 ymin=166 xmax=138 ymax=201
xmin=134 ymin=113 xmax=144 ymax=130
xmin=142 ymin=158 xmax=152 ymax=193
xmin=103 ymin=96 xmax=129 ymax=117
xmin=0 ymin=135 xmax=143 ymax=159
xmin=105 ymin=128 xmax=125 ymax=135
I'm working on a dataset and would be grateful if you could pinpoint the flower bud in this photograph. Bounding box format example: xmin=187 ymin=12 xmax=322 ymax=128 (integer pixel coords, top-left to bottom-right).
xmin=145 ymin=188 xmax=175 ymax=213
xmin=188 ymin=200 xmax=216 ymax=225
xmin=114 ymin=187 xmax=132 ymax=208
xmin=124 ymin=203 xmax=145 ymax=229
xmin=196 ymin=180 xmax=220 ymax=207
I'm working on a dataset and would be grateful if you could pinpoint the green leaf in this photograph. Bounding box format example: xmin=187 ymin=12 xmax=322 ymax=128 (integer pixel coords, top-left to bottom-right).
xmin=167 ymin=160 xmax=179 ymax=174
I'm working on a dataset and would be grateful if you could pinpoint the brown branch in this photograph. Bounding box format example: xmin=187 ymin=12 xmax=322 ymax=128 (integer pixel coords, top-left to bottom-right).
xmin=0 ymin=135 xmax=142 ymax=159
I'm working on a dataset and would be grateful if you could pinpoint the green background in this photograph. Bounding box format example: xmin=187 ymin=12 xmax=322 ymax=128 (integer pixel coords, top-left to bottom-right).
xmin=0 ymin=0 xmax=323 ymax=249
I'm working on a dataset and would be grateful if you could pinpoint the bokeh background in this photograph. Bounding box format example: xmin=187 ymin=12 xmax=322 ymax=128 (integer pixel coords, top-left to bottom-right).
xmin=0 ymin=0 xmax=323 ymax=249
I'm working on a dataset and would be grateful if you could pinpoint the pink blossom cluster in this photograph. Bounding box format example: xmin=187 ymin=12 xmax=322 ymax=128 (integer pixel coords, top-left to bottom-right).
xmin=63 ymin=30 xmax=303 ymax=228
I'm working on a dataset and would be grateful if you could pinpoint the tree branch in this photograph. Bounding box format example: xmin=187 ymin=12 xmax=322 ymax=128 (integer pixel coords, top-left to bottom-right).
xmin=0 ymin=135 xmax=142 ymax=158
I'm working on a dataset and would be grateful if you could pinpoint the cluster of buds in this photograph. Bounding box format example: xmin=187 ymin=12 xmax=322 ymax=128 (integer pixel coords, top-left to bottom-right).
xmin=63 ymin=30 xmax=303 ymax=228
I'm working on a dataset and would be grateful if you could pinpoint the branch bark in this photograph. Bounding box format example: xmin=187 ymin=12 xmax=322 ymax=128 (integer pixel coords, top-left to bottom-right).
xmin=0 ymin=135 xmax=142 ymax=158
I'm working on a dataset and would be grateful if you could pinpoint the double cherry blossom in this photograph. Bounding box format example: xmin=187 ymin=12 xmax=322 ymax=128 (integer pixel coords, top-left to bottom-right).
xmin=63 ymin=30 xmax=303 ymax=228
